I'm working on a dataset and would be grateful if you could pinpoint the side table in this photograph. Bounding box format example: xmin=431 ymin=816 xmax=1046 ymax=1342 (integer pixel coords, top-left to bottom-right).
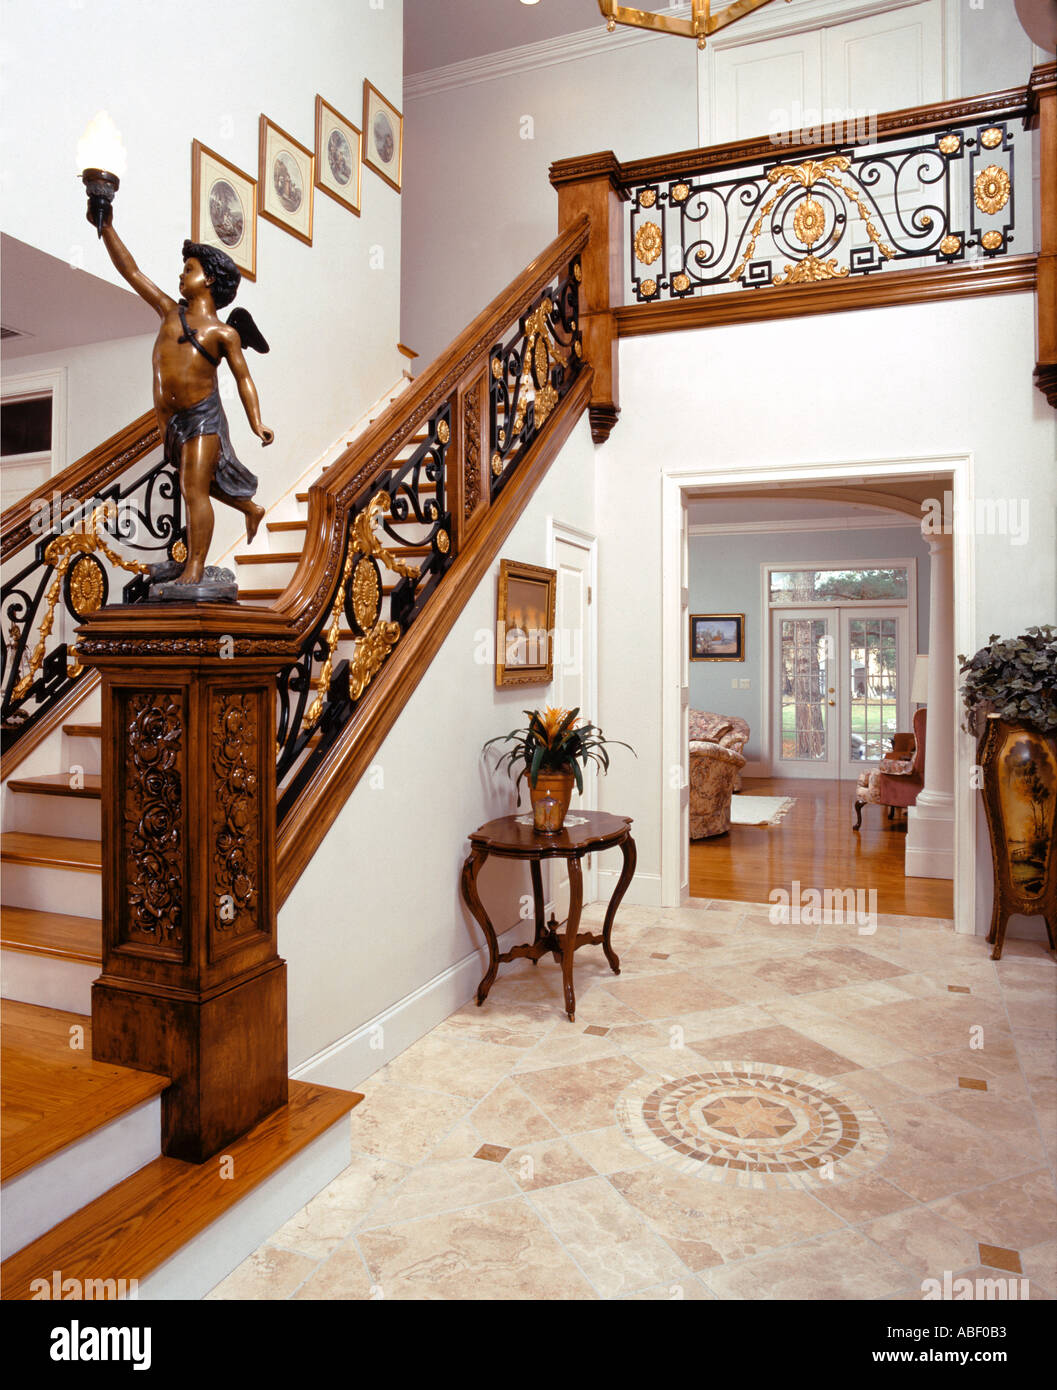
xmin=460 ymin=811 xmax=636 ymax=1022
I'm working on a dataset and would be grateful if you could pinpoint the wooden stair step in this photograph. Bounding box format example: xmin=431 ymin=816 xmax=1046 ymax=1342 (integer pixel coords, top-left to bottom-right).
xmin=0 ymin=832 xmax=101 ymax=872
xmin=1 ymin=1079 xmax=362 ymax=1299
xmin=1 ymin=906 xmax=101 ymax=965
xmin=235 ymin=549 xmax=302 ymax=563
xmin=6 ymin=773 xmax=102 ymax=800
xmin=62 ymin=723 xmax=101 ymax=739
xmin=236 ymin=587 xmax=283 ymax=601
xmin=267 ymin=520 xmax=307 ymax=533
xmin=0 ymin=1000 xmax=169 ymax=1185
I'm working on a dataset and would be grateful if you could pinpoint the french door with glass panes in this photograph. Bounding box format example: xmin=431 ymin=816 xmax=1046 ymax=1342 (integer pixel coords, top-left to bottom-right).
xmin=772 ymin=607 xmax=909 ymax=780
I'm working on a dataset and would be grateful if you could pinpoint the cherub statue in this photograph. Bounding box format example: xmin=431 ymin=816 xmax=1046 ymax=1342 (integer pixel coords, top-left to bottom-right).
xmin=92 ymin=203 xmax=273 ymax=591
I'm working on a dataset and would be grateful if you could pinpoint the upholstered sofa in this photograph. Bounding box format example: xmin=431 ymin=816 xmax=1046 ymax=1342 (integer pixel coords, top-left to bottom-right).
xmin=689 ymin=709 xmax=750 ymax=791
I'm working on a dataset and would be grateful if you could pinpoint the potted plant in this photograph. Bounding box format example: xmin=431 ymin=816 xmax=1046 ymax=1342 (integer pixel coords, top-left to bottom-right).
xmin=483 ymin=706 xmax=634 ymax=831
xmin=958 ymin=625 xmax=1057 ymax=959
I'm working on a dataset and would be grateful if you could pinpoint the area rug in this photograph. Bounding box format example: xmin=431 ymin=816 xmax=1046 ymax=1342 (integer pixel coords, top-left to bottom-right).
xmin=729 ymin=794 xmax=795 ymax=827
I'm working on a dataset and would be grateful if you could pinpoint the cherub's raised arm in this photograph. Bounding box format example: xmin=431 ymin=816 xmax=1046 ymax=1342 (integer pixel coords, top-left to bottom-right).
xmin=97 ymin=215 xmax=173 ymax=317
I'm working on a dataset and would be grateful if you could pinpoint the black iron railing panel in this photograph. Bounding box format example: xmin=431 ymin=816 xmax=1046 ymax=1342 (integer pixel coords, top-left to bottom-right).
xmin=624 ymin=118 xmax=1023 ymax=303
xmin=1 ymin=449 xmax=184 ymax=754
xmin=490 ymin=259 xmax=583 ymax=499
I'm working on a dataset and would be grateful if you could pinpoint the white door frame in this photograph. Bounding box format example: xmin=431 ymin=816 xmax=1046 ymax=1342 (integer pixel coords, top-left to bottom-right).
xmin=548 ymin=518 xmax=599 ymax=903
xmin=661 ymin=452 xmax=975 ymax=934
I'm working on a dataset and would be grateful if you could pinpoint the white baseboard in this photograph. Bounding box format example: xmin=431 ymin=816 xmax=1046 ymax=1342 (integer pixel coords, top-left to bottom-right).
xmin=595 ymin=868 xmax=662 ymax=908
xmin=290 ymin=911 xmax=548 ymax=1092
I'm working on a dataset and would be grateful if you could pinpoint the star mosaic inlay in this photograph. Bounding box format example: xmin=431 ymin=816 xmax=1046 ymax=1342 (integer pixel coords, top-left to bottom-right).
xmin=616 ymin=1062 xmax=889 ymax=1190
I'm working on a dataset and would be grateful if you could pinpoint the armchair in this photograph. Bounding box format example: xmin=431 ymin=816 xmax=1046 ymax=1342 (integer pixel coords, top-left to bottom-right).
xmin=853 ymin=707 xmax=927 ymax=830
xmin=689 ymin=709 xmax=750 ymax=791
xmin=689 ymin=740 xmax=747 ymax=839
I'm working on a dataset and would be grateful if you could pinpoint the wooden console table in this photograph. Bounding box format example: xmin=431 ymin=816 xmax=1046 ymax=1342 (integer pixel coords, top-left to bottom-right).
xmin=460 ymin=811 xmax=636 ymax=1022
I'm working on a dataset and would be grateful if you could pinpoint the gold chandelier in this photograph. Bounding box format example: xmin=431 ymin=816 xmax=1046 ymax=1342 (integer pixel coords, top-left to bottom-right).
xmin=598 ymin=1 xmax=790 ymax=50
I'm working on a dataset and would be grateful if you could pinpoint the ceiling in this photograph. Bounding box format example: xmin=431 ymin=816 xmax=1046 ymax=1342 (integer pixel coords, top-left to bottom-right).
xmin=2 ymin=234 xmax=157 ymax=362
xmin=404 ymin=0 xmax=679 ymax=75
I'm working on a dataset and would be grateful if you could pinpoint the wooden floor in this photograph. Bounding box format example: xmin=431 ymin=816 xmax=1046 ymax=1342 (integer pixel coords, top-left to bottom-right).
xmin=690 ymin=776 xmax=955 ymax=919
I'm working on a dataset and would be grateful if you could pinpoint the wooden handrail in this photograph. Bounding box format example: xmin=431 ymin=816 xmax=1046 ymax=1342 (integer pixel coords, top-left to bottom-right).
xmin=271 ymin=216 xmax=591 ymax=637
xmin=550 ymin=78 xmax=1038 ymax=192
xmin=1 ymin=409 xmax=158 ymax=557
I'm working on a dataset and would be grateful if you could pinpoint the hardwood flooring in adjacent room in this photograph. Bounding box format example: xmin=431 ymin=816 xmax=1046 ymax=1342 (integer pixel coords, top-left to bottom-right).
xmin=690 ymin=776 xmax=954 ymax=919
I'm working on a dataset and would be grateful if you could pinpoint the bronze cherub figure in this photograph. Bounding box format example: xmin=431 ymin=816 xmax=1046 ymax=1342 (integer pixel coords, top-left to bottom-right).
xmin=92 ymin=201 xmax=273 ymax=598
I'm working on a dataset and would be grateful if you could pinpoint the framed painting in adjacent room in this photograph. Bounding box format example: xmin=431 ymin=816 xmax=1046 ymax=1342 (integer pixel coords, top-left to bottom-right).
xmin=690 ymin=612 xmax=745 ymax=661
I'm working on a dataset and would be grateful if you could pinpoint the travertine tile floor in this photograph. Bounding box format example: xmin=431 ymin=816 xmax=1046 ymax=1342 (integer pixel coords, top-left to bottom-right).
xmin=209 ymin=900 xmax=1057 ymax=1301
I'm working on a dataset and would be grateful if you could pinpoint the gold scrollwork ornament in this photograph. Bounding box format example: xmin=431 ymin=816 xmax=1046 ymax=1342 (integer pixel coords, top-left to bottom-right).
xmin=793 ymin=197 xmax=825 ymax=248
xmin=980 ymin=127 xmax=1003 ymax=149
xmin=974 ymin=165 xmax=1010 ymax=217
xmin=638 ymin=188 xmax=657 ymax=208
xmin=671 ymin=183 xmax=690 ymax=204
xmin=639 ymin=278 xmax=658 ymax=297
xmin=68 ymin=556 xmax=106 ymax=618
xmin=981 ymin=230 xmax=1003 ymax=251
xmin=939 ymin=235 xmax=961 ymax=256
xmin=436 ymin=419 xmax=450 ymax=445
xmin=938 ymin=134 xmax=960 ymax=155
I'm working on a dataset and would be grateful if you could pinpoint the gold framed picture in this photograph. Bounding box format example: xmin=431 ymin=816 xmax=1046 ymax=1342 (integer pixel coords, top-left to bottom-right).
xmin=690 ymin=613 xmax=745 ymax=661
xmin=314 ymin=94 xmax=362 ymax=217
xmin=190 ymin=141 xmax=257 ymax=281
xmin=496 ymin=559 xmax=556 ymax=688
xmin=362 ymin=80 xmax=403 ymax=193
xmin=258 ymin=115 xmax=314 ymax=245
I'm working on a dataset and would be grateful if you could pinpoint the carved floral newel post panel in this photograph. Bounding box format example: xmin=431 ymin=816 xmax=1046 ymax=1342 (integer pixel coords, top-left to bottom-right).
xmin=77 ymin=602 xmax=299 ymax=1162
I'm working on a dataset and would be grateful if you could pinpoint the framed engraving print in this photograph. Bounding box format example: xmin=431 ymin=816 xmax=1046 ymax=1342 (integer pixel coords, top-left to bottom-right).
xmin=191 ymin=141 xmax=257 ymax=281
xmin=314 ymin=95 xmax=362 ymax=216
xmin=362 ymin=80 xmax=403 ymax=193
xmin=258 ymin=115 xmax=314 ymax=245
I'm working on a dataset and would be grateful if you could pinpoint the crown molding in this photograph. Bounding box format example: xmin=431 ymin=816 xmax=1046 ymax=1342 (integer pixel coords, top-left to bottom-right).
xmin=404 ymin=5 xmax=693 ymax=100
xmin=688 ymin=514 xmax=920 ymax=536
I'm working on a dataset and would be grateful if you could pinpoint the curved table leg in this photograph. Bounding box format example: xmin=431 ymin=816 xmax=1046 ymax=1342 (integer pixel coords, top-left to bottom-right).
xmin=530 ymin=859 xmax=546 ymax=964
xmin=460 ymin=846 xmax=498 ymax=1005
xmin=602 ymin=834 xmax=636 ymax=975
xmin=561 ymin=856 xmax=584 ymax=1021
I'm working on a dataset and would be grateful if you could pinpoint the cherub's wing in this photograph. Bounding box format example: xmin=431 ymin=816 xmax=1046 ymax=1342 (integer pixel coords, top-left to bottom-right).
xmin=226 ymin=308 xmax=270 ymax=354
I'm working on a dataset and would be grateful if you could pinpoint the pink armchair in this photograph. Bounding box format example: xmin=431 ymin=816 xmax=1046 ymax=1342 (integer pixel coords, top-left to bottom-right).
xmin=853 ymin=707 xmax=927 ymax=830
xmin=689 ymin=741 xmax=747 ymax=839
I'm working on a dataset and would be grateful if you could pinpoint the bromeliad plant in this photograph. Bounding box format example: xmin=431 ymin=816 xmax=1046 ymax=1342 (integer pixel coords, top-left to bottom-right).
xmin=483 ymin=706 xmax=635 ymax=803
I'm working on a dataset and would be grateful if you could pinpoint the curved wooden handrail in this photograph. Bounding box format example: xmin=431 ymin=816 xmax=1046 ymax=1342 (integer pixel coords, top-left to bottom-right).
xmin=272 ymin=215 xmax=591 ymax=639
xmin=1 ymin=409 xmax=158 ymax=557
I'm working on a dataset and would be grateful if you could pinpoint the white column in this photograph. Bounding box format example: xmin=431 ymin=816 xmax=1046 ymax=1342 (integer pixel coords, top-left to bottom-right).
xmin=906 ymin=530 xmax=955 ymax=879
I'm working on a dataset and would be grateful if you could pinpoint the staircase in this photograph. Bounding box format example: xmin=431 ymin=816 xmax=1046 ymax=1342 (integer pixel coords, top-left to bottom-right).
xmin=0 ymin=219 xmax=593 ymax=1295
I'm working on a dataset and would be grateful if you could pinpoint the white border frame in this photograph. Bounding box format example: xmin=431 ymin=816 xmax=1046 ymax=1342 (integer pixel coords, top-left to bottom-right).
xmin=661 ymin=452 xmax=975 ymax=934
xmin=0 ymin=366 xmax=67 ymax=478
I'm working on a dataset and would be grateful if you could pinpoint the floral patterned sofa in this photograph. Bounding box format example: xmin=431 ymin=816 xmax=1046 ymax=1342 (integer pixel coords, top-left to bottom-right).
xmin=688 ymin=709 xmax=751 ymax=838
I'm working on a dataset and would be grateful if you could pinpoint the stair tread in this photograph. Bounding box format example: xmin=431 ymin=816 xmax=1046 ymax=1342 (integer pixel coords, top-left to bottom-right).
xmin=1 ymin=906 xmax=101 ymax=964
xmin=236 ymin=587 xmax=284 ymax=600
xmin=0 ymin=1000 xmax=169 ymax=1185
xmin=234 ymin=551 xmax=302 ymax=565
xmin=62 ymin=724 xmax=101 ymax=739
xmin=267 ymin=520 xmax=307 ymax=533
xmin=1 ymin=1079 xmax=362 ymax=1298
xmin=0 ymin=832 xmax=101 ymax=871
xmin=6 ymin=773 xmax=102 ymax=800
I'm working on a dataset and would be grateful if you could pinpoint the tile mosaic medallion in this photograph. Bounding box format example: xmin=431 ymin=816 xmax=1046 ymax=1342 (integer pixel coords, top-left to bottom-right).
xmin=617 ymin=1062 xmax=888 ymax=1190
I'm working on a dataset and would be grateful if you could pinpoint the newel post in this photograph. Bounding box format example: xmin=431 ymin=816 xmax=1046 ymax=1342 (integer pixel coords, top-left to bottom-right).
xmin=550 ymin=151 xmax=627 ymax=443
xmin=77 ymin=602 xmax=300 ymax=1163
xmin=1030 ymin=61 xmax=1057 ymax=408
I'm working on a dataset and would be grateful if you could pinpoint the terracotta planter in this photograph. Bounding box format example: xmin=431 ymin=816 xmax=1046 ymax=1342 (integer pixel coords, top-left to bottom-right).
xmin=528 ymin=770 xmax=576 ymax=829
xmin=979 ymin=715 xmax=1057 ymax=960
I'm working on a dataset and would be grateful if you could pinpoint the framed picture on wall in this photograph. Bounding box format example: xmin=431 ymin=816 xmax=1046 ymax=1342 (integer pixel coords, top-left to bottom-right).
xmin=191 ymin=141 xmax=257 ymax=281
xmin=690 ymin=612 xmax=745 ymax=661
xmin=362 ymin=80 xmax=403 ymax=193
xmin=258 ymin=115 xmax=314 ymax=245
xmin=496 ymin=559 xmax=556 ymax=687
xmin=314 ymin=95 xmax=362 ymax=216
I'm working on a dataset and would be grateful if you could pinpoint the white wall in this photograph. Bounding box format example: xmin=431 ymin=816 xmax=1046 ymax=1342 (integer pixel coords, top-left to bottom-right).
xmin=594 ymin=290 xmax=1055 ymax=925
xmin=0 ymin=0 xmax=404 ymax=555
xmin=401 ymin=34 xmax=699 ymax=364
xmin=281 ymin=415 xmax=597 ymax=1085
